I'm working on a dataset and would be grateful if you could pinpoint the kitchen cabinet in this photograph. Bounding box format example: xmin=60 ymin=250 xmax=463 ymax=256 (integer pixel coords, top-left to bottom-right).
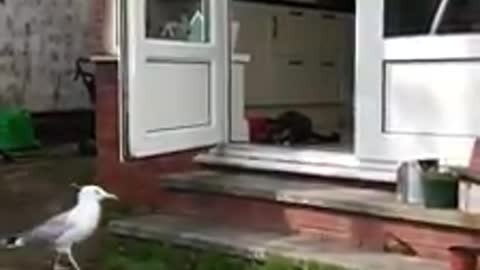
xmin=233 ymin=2 xmax=274 ymax=105
xmin=272 ymin=8 xmax=320 ymax=55
xmin=233 ymin=1 xmax=353 ymax=106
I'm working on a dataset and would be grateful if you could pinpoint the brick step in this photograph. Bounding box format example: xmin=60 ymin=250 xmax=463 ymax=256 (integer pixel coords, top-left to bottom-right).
xmin=109 ymin=213 xmax=448 ymax=270
xmin=161 ymin=170 xmax=480 ymax=231
xmin=154 ymin=170 xmax=480 ymax=262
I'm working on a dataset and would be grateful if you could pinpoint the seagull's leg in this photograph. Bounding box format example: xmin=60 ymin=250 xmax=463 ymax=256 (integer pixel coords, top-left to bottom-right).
xmin=66 ymin=249 xmax=81 ymax=270
xmin=52 ymin=253 xmax=63 ymax=270
xmin=53 ymin=252 xmax=62 ymax=270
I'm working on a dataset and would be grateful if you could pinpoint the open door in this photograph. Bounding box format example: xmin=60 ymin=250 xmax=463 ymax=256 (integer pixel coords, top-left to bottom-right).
xmin=356 ymin=0 xmax=480 ymax=163
xmin=125 ymin=0 xmax=229 ymax=158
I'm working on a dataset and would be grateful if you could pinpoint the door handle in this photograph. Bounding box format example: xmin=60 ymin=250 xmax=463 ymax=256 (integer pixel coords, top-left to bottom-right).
xmin=322 ymin=14 xmax=337 ymax=20
xmin=289 ymin=10 xmax=304 ymax=17
xmin=288 ymin=60 xmax=304 ymax=66
xmin=272 ymin=16 xmax=278 ymax=39
xmin=321 ymin=61 xmax=335 ymax=67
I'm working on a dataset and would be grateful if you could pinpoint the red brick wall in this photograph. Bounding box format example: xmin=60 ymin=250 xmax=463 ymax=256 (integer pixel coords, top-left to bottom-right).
xmin=148 ymin=189 xmax=480 ymax=262
xmin=91 ymin=0 xmax=109 ymax=54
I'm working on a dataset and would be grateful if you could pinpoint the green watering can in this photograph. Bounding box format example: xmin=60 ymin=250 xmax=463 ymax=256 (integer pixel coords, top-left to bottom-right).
xmin=0 ymin=108 xmax=39 ymax=152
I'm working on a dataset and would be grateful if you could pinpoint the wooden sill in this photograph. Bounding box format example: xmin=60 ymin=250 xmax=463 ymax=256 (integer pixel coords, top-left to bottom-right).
xmin=88 ymin=54 xmax=251 ymax=63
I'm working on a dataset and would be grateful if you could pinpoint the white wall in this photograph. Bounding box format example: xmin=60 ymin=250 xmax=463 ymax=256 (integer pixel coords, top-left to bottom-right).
xmin=0 ymin=0 xmax=91 ymax=112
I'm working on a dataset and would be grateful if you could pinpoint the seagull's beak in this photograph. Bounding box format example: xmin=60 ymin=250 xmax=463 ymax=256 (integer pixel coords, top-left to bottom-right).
xmin=104 ymin=192 xmax=119 ymax=200
xmin=71 ymin=182 xmax=81 ymax=190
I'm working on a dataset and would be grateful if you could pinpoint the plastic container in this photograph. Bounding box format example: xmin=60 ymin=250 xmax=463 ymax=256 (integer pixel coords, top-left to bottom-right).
xmin=422 ymin=171 xmax=458 ymax=209
xmin=397 ymin=161 xmax=425 ymax=205
xmin=0 ymin=109 xmax=39 ymax=151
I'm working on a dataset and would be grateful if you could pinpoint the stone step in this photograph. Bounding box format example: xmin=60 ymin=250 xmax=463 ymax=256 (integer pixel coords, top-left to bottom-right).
xmin=161 ymin=170 xmax=480 ymax=232
xmin=109 ymin=213 xmax=448 ymax=270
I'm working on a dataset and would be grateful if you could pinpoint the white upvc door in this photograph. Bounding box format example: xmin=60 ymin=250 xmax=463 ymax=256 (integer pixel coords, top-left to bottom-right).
xmin=356 ymin=0 xmax=480 ymax=163
xmin=125 ymin=0 xmax=229 ymax=158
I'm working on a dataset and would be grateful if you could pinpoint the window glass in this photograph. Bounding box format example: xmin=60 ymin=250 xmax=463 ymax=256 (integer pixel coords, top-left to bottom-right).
xmin=438 ymin=0 xmax=480 ymax=34
xmin=145 ymin=0 xmax=210 ymax=43
xmin=384 ymin=0 xmax=441 ymax=37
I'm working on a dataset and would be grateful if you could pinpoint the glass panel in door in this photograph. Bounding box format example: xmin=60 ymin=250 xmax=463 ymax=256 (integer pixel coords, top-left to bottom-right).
xmin=145 ymin=0 xmax=210 ymax=42
xmin=438 ymin=0 xmax=480 ymax=34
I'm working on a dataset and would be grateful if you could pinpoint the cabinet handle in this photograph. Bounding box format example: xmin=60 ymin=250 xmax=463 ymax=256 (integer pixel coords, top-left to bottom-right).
xmin=288 ymin=60 xmax=304 ymax=66
xmin=321 ymin=61 xmax=335 ymax=67
xmin=272 ymin=16 xmax=278 ymax=39
xmin=322 ymin=14 xmax=337 ymax=20
xmin=289 ymin=10 xmax=304 ymax=17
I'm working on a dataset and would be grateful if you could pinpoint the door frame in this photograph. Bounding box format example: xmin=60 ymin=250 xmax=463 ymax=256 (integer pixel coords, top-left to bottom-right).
xmin=117 ymin=0 xmax=377 ymax=174
xmin=221 ymin=0 xmax=480 ymax=175
xmin=119 ymin=0 xmax=477 ymax=176
xmin=223 ymin=2 xmax=371 ymax=170
xmin=115 ymin=0 xmax=391 ymax=166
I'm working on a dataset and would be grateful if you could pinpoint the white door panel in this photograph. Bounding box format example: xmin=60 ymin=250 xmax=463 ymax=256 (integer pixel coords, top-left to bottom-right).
xmin=138 ymin=62 xmax=210 ymax=131
xmin=384 ymin=61 xmax=480 ymax=136
xmin=125 ymin=0 xmax=229 ymax=158
xmin=357 ymin=0 xmax=480 ymax=163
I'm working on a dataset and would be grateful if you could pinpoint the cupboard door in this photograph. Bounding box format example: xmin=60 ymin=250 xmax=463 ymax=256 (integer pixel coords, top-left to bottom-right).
xmin=270 ymin=55 xmax=311 ymax=104
xmin=233 ymin=2 xmax=273 ymax=105
xmin=314 ymin=59 xmax=341 ymax=102
xmin=272 ymin=7 xmax=319 ymax=55
xmin=318 ymin=12 xmax=345 ymax=61
xmin=267 ymin=55 xmax=339 ymax=105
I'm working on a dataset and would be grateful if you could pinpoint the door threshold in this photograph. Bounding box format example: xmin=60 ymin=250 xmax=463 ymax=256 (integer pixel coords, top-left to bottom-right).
xmin=213 ymin=143 xmax=399 ymax=170
xmin=195 ymin=144 xmax=398 ymax=183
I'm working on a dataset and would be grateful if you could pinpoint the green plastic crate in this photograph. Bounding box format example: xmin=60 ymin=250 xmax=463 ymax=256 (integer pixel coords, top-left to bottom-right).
xmin=0 ymin=109 xmax=39 ymax=151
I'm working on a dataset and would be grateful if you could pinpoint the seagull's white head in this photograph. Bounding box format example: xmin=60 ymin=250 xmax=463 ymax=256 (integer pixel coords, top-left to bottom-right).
xmin=76 ymin=185 xmax=119 ymax=202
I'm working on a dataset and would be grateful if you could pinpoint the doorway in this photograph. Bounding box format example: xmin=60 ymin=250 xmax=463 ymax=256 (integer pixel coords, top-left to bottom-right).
xmin=229 ymin=1 xmax=355 ymax=154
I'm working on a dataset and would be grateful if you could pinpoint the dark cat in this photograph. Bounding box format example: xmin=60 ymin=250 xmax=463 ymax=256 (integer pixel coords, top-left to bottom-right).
xmin=267 ymin=111 xmax=340 ymax=145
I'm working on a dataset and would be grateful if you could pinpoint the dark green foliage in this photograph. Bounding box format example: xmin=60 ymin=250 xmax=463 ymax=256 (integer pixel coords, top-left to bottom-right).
xmin=303 ymin=261 xmax=349 ymax=270
xmin=101 ymin=237 xmax=350 ymax=270
xmin=255 ymin=256 xmax=296 ymax=270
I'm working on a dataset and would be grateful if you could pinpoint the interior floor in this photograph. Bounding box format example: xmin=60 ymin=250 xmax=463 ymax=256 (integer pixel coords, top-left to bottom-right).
xmin=290 ymin=132 xmax=354 ymax=153
xmin=241 ymin=83 xmax=355 ymax=152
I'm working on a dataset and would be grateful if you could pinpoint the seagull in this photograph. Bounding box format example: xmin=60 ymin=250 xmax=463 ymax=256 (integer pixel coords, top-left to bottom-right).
xmin=1 ymin=184 xmax=118 ymax=270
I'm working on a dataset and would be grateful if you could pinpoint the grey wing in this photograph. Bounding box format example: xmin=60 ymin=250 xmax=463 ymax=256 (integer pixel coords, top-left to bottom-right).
xmin=24 ymin=211 xmax=75 ymax=245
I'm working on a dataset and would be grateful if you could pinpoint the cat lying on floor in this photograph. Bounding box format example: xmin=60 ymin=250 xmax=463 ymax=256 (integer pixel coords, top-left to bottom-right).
xmin=266 ymin=111 xmax=341 ymax=146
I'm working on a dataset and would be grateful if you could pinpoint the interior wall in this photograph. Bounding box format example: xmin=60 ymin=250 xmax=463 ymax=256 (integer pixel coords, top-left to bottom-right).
xmin=0 ymin=0 xmax=92 ymax=112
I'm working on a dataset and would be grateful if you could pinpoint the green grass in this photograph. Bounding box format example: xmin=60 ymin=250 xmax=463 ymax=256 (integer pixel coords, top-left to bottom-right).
xmin=101 ymin=237 xmax=350 ymax=270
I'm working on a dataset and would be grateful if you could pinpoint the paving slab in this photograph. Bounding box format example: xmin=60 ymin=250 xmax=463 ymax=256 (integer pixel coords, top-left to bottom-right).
xmin=110 ymin=214 xmax=449 ymax=270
